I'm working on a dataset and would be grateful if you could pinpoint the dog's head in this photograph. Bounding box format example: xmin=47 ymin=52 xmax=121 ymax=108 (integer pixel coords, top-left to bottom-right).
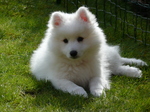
xmin=47 ymin=7 xmax=103 ymax=60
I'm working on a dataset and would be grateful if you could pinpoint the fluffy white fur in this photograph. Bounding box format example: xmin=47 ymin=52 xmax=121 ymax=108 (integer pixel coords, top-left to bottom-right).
xmin=30 ymin=7 xmax=147 ymax=97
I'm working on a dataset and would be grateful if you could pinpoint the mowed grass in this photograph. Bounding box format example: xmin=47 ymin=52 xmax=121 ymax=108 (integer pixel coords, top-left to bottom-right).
xmin=0 ymin=0 xmax=150 ymax=111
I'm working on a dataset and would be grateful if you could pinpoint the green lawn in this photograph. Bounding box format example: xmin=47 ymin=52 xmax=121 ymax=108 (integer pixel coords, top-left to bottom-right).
xmin=0 ymin=0 xmax=150 ymax=111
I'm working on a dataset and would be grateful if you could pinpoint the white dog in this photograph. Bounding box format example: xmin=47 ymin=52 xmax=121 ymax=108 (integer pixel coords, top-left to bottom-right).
xmin=30 ymin=7 xmax=147 ymax=97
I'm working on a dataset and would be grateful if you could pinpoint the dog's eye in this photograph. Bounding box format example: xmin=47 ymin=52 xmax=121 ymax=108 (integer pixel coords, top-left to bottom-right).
xmin=77 ymin=37 xmax=84 ymax=42
xmin=63 ymin=39 xmax=68 ymax=43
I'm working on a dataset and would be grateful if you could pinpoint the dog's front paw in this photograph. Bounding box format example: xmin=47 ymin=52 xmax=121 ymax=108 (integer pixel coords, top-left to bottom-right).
xmin=90 ymin=88 xmax=103 ymax=97
xmin=70 ymin=87 xmax=88 ymax=97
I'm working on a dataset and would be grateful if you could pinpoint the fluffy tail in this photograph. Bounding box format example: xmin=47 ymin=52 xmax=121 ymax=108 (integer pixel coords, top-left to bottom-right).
xmin=121 ymin=57 xmax=148 ymax=66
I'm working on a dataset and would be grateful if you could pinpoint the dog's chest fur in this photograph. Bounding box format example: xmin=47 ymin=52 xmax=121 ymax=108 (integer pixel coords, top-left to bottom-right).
xmin=55 ymin=59 xmax=100 ymax=87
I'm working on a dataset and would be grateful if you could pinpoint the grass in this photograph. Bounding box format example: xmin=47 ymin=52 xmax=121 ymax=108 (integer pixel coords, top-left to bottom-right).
xmin=0 ymin=0 xmax=150 ymax=111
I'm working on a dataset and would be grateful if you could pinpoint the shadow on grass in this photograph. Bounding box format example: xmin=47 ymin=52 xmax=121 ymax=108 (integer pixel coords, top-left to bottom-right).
xmin=24 ymin=79 xmax=96 ymax=111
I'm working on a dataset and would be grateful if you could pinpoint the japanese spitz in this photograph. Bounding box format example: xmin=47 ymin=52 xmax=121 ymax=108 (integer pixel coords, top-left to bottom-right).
xmin=30 ymin=7 xmax=147 ymax=97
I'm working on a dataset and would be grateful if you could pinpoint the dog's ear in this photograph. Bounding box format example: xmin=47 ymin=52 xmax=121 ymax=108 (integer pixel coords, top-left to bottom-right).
xmin=76 ymin=7 xmax=89 ymax=22
xmin=51 ymin=12 xmax=63 ymax=27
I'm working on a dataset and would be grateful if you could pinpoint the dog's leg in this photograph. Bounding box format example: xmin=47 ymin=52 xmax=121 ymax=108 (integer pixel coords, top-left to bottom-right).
xmin=89 ymin=76 xmax=110 ymax=97
xmin=51 ymin=79 xmax=88 ymax=97
xmin=121 ymin=57 xmax=147 ymax=66
xmin=89 ymin=77 xmax=104 ymax=97
xmin=112 ymin=65 xmax=142 ymax=78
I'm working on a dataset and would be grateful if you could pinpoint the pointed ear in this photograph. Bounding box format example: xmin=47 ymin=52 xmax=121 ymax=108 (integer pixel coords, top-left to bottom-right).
xmin=51 ymin=12 xmax=63 ymax=27
xmin=76 ymin=7 xmax=89 ymax=22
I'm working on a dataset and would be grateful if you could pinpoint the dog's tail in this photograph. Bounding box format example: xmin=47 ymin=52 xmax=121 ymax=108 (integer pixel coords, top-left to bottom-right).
xmin=121 ymin=57 xmax=148 ymax=66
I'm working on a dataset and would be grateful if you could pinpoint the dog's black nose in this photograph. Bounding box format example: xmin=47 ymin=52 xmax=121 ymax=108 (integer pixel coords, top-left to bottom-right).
xmin=70 ymin=50 xmax=77 ymax=58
